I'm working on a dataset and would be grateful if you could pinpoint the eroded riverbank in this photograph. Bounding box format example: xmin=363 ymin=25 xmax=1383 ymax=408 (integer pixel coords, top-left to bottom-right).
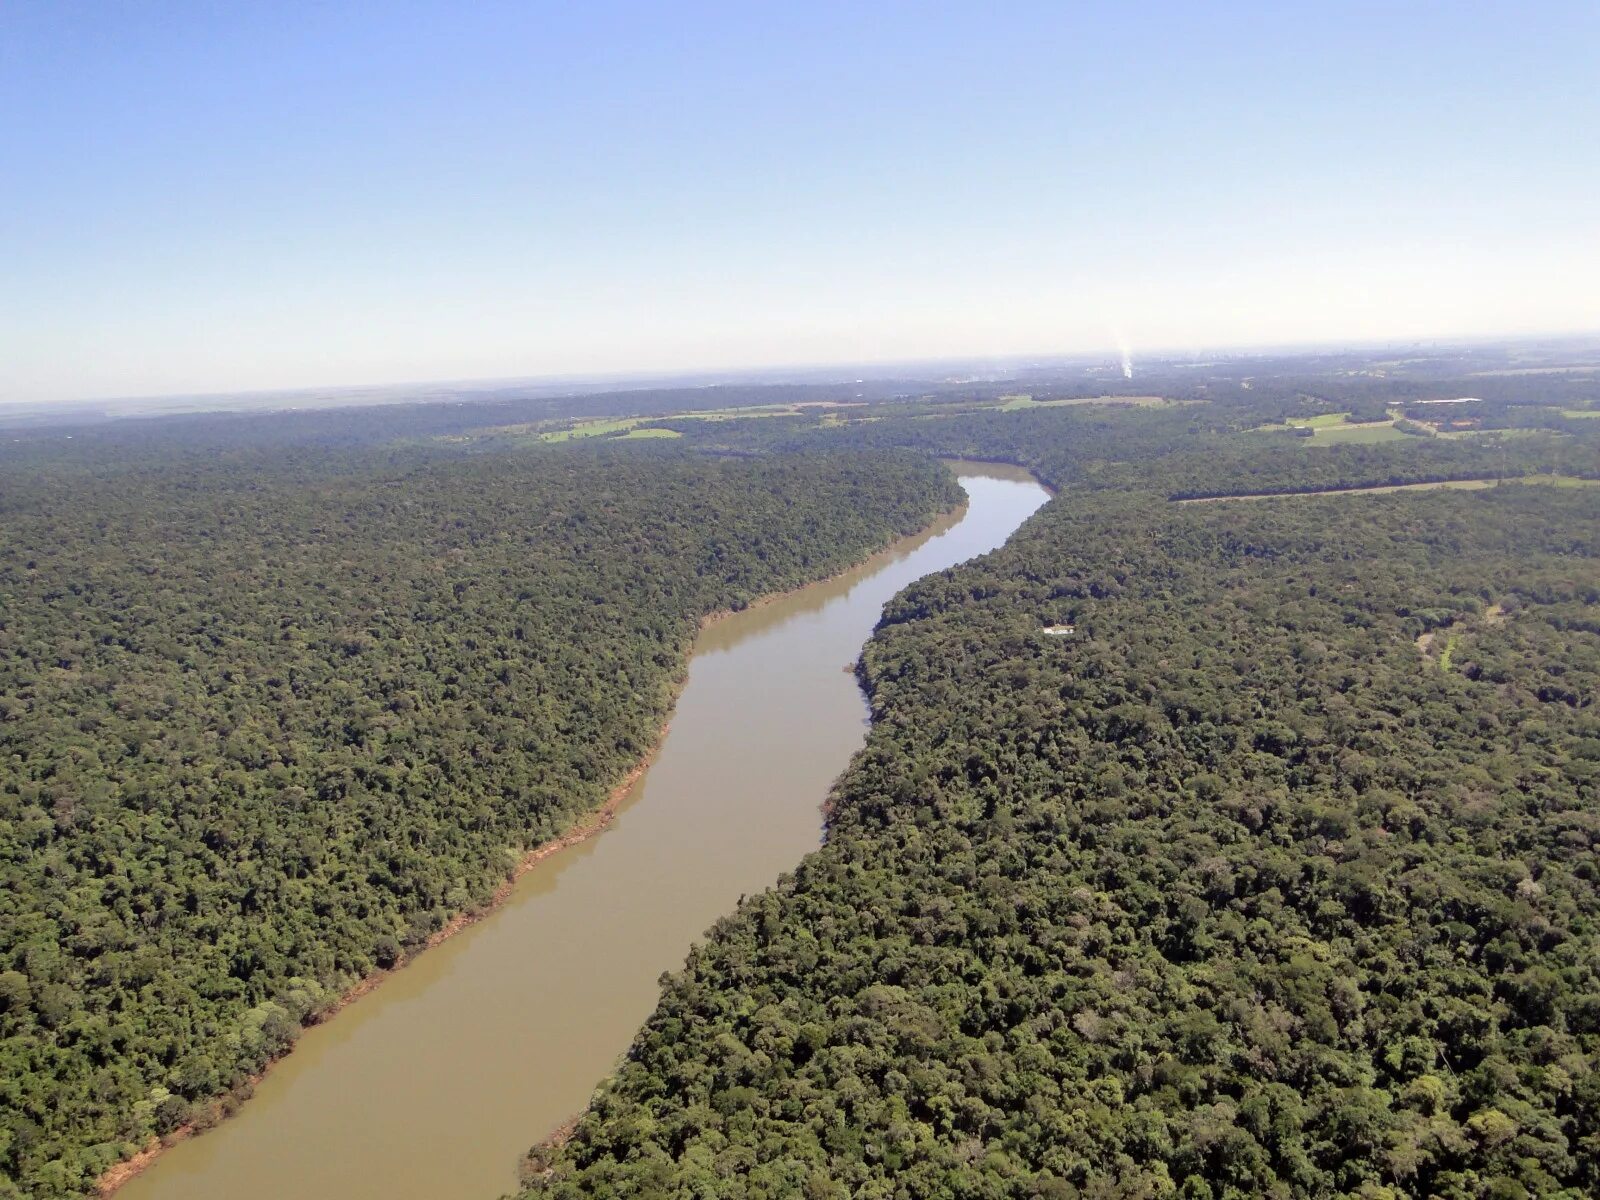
xmin=113 ymin=462 xmax=1048 ymax=1200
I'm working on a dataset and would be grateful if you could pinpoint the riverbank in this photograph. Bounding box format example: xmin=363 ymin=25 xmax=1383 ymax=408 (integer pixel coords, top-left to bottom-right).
xmin=700 ymin=500 xmax=970 ymax=630
xmin=92 ymin=498 xmax=969 ymax=1199
xmin=100 ymin=466 xmax=1047 ymax=1200
xmin=95 ymin=715 xmax=674 ymax=1198
xmin=521 ymin=475 xmax=1044 ymax=1168
xmin=938 ymin=457 xmax=1060 ymax=496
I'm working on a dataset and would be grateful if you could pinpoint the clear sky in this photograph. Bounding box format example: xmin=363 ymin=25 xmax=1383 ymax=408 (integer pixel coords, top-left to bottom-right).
xmin=3 ymin=2 xmax=1597 ymax=404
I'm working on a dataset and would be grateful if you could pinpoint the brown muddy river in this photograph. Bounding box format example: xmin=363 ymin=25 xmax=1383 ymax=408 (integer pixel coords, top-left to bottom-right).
xmin=118 ymin=462 xmax=1048 ymax=1200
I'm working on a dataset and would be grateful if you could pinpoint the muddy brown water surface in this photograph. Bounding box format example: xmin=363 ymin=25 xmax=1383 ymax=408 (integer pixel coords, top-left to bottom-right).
xmin=118 ymin=463 xmax=1048 ymax=1200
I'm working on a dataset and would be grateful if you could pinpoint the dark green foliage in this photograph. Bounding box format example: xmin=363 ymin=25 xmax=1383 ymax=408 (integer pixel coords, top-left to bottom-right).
xmin=0 ymin=445 xmax=959 ymax=1199
xmin=7 ymin=362 xmax=1600 ymax=1199
xmin=527 ymin=447 xmax=1599 ymax=1198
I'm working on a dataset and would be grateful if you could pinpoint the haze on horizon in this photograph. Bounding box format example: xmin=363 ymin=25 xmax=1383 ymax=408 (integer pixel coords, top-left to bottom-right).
xmin=3 ymin=1 xmax=1597 ymax=407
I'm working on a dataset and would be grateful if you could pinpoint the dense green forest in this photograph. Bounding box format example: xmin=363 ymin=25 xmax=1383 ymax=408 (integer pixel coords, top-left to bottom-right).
xmin=0 ymin=444 xmax=959 ymax=1198
xmin=523 ymin=417 xmax=1600 ymax=1198
xmin=4 ymin=355 xmax=1599 ymax=1199
xmin=614 ymin=380 xmax=1600 ymax=500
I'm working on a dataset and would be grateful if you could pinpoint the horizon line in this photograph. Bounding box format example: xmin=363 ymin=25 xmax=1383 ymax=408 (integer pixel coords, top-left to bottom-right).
xmin=6 ymin=326 xmax=1598 ymax=416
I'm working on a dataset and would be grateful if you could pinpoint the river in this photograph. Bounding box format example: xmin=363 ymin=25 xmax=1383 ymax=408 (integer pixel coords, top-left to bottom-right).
xmin=116 ymin=462 xmax=1048 ymax=1200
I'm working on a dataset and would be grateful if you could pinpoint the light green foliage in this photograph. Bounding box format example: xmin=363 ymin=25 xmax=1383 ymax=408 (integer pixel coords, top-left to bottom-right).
xmin=1308 ymin=421 xmax=1411 ymax=445
xmin=539 ymin=417 xmax=643 ymax=442
xmin=1287 ymin=412 xmax=1354 ymax=428
xmin=1437 ymin=631 xmax=1462 ymax=671
xmin=1248 ymin=413 xmax=1412 ymax=446
xmin=998 ymin=394 xmax=1167 ymax=413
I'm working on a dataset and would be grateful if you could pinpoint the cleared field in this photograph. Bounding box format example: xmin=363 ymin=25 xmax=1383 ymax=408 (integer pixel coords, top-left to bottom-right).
xmin=539 ymin=418 xmax=642 ymax=442
xmin=544 ymin=421 xmax=688 ymax=441
xmin=1249 ymin=413 xmax=1411 ymax=444
xmin=1306 ymin=421 xmax=1410 ymax=445
xmin=1177 ymin=479 xmax=1495 ymax=503
xmin=670 ymin=405 xmax=798 ymax=423
xmin=1176 ymin=475 xmax=1599 ymax=504
xmin=1286 ymin=412 xmax=1354 ymax=429
xmin=996 ymin=394 xmax=1167 ymax=412
xmin=446 ymin=400 xmax=851 ymax=447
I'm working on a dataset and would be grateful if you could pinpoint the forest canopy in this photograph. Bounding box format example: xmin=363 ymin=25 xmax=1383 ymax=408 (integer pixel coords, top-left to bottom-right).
xmin=3 ymin=359 xmax=1599 ymax=1199
xmin=521 ymin=409 xmax=1600 ymax=1200
xmin=0 ymin=444 xmax=959 ymax=1199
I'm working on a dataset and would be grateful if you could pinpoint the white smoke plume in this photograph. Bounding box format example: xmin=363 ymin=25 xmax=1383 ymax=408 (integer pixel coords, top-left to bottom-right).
xmin=1109 ymin=325 xmax=1134 ymax=379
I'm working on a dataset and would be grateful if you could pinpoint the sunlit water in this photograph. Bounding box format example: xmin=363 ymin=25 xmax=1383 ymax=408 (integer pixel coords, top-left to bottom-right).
xmin=118 ymin=463 xmax=1048 ymax=1200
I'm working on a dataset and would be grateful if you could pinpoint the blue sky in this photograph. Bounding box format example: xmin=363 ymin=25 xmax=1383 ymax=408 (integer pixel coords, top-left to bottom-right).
xmin=2 ymin=2 xmax=1597 ymax=403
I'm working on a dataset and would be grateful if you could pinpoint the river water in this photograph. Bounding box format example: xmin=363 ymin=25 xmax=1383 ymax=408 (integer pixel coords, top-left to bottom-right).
xmin=118 ymin=462 xmax=1048 ymax=1200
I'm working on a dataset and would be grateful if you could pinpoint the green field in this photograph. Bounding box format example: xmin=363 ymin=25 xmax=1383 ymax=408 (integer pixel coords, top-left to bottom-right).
xmin=670 ymin=404 xmax=800 ymax=423
xmin=543 ymin=420 xmax=684 ymax=442
xmin=997 ymin=394 xmax=1167 ymax=412
xmin=538 ymin=417 xmax=642 ymax=442
xmin=1286 ymin=412 xmax=1353 ymax=428
xmin=1307 ymin=420 xmax=1410 ymax=445
xmin=1266 ymin=412 xmax=1417 ymax=445
xmin=454 ymin=400 xmax=853 ymax=448
xmin=1249 ymin=415 xmax=1413 ymax=444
